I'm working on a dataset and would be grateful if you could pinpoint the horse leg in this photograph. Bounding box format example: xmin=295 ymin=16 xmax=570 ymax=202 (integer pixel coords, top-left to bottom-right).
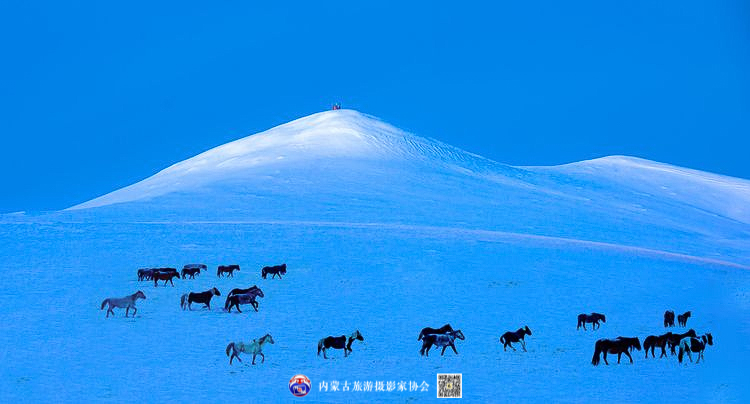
xmin=132 ymin=306 xmax=137 ymax=317
xmin=252 ymin=353 xmax=257 ymax=365
xmin=521 ymin=339 xmax=527 ymax=352
xmin=603 ymin=351 xmax=609 ymax=365
xmin=236 ymin=304 xmax=242 ymax=313
xmin=188 ymin=301 xmax=192 ymax=311
xmin=106 ymin=306 xmax=111 ymax=318
xmin=441 ymin=345 xmax=447 ymax=356
xmin=625 ymin=350 xmax=633 ymax=364
xmin=451 ymin=343 xmax=458 ymax=355
xmin=253 ymin=303 xmax=258 ymax=312
xmin=617 ymin=352 xmax=622 ymax=364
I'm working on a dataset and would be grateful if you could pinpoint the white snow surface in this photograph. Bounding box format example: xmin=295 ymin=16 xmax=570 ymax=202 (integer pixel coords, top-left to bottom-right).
xmin=2 ymin=110 xmax=750 ymax=403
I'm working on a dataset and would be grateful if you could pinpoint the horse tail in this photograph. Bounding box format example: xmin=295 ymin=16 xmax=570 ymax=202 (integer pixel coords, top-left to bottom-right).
xmin=499 ymin=335 xmax=505 ymax=345
xmin=180 ymin=294 xmax=187 ymax=310
xmin=224 ymin=296 xmax=231 ymax=311
xmin=591 ymin=340 xmax=602 ymax=366
xmin=262 ymin=268 xmax=267 ymax=279
xmin=226 ymin=342 xmax=235 ymax=357
xmin=317 ymin=339 xmax=324 ymax=356
xmin=217 ymin=267 xmax=221 ymax=276
xmin=417 ymin=331 xmax=423 ymax=341
xmin=678 ymin=344 xmax=685 ymax=363
xmin=100 ymin=298 xmax=109 ymax=310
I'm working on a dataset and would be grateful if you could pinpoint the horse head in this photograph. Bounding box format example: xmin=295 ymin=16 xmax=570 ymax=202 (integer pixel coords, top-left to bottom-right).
xmin=633 ymin=337 xmax=642 ymax=351
xmin=524 ymin=326 xmax=532 ymax=335
xmin=452 ymin=330 xmax=466 ymax=340
xmin=353 ymin=330 xmax=364 ymax=341
xmin=255 ymin=288 xmax=265 ymax=298
xmin=264 ymin=334 xmax=275 ymax=344
xmin=704 ymin=333 xmax=713 ymax=346
xmin=212 ymin=287 xmax=221 ymax=296
xmin=136 ymin=291 xmax=146 ymax=299
xmin=686 ymin=329 xmax=697 ymax=338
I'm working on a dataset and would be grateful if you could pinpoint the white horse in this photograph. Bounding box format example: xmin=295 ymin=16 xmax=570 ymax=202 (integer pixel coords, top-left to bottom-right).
xmin=226 ymin=334 xmax=275 ymax=365
xmin=678 ymin=333 xmax=713 ymax=363
xmin=100 ymin=291 xmax=146 ymax=318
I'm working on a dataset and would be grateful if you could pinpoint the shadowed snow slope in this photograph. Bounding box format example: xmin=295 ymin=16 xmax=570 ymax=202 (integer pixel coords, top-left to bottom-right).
xmin=62 ymin=110 xmax=749 ymax=264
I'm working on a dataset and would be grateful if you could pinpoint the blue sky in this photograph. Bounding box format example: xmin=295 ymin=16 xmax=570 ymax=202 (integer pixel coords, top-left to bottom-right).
xmin=1 ymin=1 xmax=748 ymax=213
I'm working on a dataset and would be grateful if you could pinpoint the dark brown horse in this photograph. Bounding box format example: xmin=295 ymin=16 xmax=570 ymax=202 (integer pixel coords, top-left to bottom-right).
xmin=217 ymin=264 xmax=240 ymax=277
xmin=418 ymin=324 xmax=454 ymax=341
xmin=153 ymin=270 xmax=180 ymax=287
xmin=261 ymin=263 xmax=287 ymax=279
xmin=181 ymin=264 xmax=205 ymax=279
xmin=180 ymin=287 xmax=221 ymax=310
xmin=577 ymin=313 xmax=606 ymax=330
xmin=591 ymin=337 xmax=641 ymax=365
xmin=317 ymin=330 xmax=364 ymax=359
xmin=137 ymin=268 xmax=154 ymax=281
xmin=225 ymin=288 xmax=264 ymax=313
xmin=677 ymin=311 xmax=692 ymax=327
xmin=500 ymin=326 xmax=532 ymax=352
xmin=643 ymin=332 xmax=673 ymax=358
xmin=666 ymin=329 xmax=697 ymax=354
xmin=664 ymin=310 xmax=675 ymax=327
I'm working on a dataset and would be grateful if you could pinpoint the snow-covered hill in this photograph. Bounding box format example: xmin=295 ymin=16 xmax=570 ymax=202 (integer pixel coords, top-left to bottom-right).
xmin=2 ymin=110 xmax=749 ymax=403
xmin=65 ymin=110 xmax=750 ymax=265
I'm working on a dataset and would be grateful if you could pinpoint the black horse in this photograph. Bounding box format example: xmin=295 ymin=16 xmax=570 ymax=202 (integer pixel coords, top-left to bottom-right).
xmin=666 ymin=329 xmax=697 ymax=354
xmin=225 ymin=286 xmax=262 ymax=311
xmin=317 ymin=330 xmax=364 ymax=359
xmin=224 ymin=288 xmax=264 ymax=313
xmin=181 ymin=264 xmax=206 ymax=279
xmin=418 ymin=324 xmax=454 ymax=341
xmin=261 ymin=263 xmax=287 ymax=279
xmin=577 ymin=313 xmax=606 ymax=330
xmin=137 ymin=268 xmax=154 ymax=281
xmin=643 ymin=332 xmax=673 ymax=358
xmin=678 ymin=333 xmax=713 ymax=363
xmin=153 ymin=269 xmax=180 ymax=287
xmin=664 ymin=310 xmax=675 ymax=327
xmin=677 ymin=311 xmax=692 ymax=327
xmin=217 ymin=264 xmax=240 ymax=277
xmin=500 ymin=326 xmax=532 ymax=352
xmin=591 ymin=337 xmax=641 ymax=365
xmin=180 ymin=287 xmax=221 ymax=310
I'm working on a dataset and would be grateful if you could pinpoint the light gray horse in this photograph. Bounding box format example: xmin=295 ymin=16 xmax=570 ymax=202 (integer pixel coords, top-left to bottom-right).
xmin=100 ymin=291 xmax=146 ymax=318
xmin=420 ymin=330 xmax=465 ymax=356
xmin=226 ymin=334 xmax=275 ymax=365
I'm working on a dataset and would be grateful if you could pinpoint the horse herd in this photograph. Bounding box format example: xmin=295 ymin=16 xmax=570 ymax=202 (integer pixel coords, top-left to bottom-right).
xmin=101 ymin=267 xmax=713 ymax=366
xmin=585 ymin=310 xmax=714 ymax=365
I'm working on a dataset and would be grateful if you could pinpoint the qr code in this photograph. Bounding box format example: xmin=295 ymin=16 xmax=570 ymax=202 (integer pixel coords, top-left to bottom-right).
xmin=437 ymin=373 xmax=462 ymax=398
